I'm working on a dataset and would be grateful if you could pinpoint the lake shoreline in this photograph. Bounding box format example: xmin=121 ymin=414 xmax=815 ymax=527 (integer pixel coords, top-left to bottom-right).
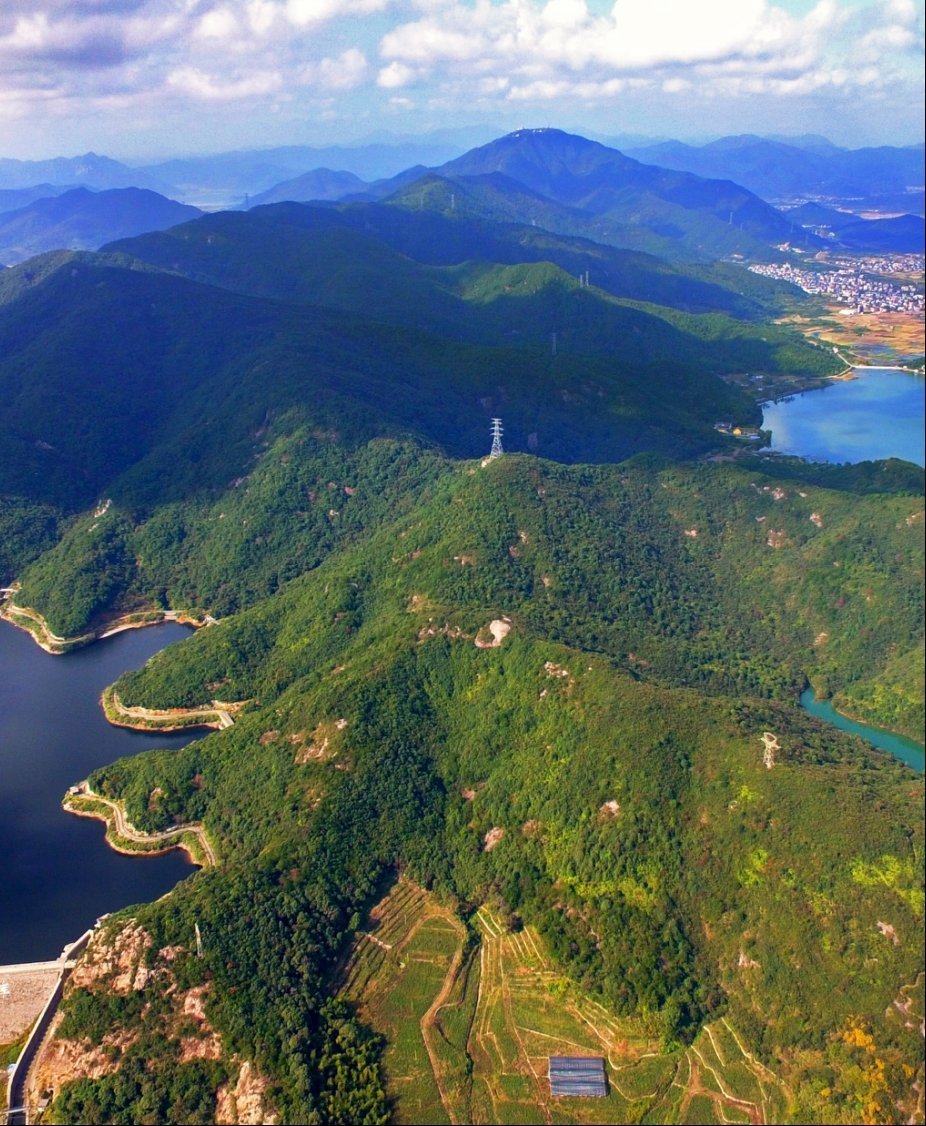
xmin=758 ymin=364 xmax=924 ymax=408
xmin=63 ymin=782 xmax=217 ymax=868
xmin=761 ymin=366 xmax=925 ymax=467
xmin=101 ymin=685 xmax=241 ymax=732
xmin=0 ymin=595 xmax=207 ymax=656
xmin=0 ymin=621 xmax=200 ymax=963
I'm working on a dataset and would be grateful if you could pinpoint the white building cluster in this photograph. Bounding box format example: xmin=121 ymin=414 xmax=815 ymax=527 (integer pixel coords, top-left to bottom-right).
xmin=748 ymin=256 xmax=924 ymax=315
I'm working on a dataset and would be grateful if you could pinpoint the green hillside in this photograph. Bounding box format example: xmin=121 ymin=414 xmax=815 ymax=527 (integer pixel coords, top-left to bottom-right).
xmin=106 ymin=198 xmax=815 ymax=326
xmin=0 ymin=231 xmax=837 ymax=606
xmin=46 ymin=453 xmax=923 ymax=1125
xmin=0 ymin=257 xmax=744 ymax=510
xmin=95 ymin=451 xmax=922 ymax=740
xmin=386 ymin=169 xmax=794 ymax=262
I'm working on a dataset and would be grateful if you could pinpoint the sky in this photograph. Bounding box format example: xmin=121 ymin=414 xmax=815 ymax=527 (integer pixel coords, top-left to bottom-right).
xmin=0 ymin=0 xmax=923 ymax=161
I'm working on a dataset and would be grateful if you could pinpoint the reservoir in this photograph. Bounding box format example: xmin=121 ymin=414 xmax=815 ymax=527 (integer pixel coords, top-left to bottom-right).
xmin=0 ymin=621 xmax=200 ymax=964
xmin=801 ymin=688 xmax=924 ymax=773
xmin=762 ymin=368 xmax=925 ymax=467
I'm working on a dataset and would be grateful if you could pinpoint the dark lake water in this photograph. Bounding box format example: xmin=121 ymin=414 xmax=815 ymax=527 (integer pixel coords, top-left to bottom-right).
xmin=0 ymin=622 xmax=201 ymax=964
xmin=762 ymin=368 xmax=925 ymax=467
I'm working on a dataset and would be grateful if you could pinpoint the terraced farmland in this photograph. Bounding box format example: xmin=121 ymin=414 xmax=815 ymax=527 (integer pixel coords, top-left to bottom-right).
xmin=339 ymin=881 xmax=790 ymax=1125
xmin=339 ymin=880 xmax=468 ymax=1125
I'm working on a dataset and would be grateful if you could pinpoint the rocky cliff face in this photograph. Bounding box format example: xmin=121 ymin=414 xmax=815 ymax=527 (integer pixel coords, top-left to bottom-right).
xmin=27 ymin=920 xmax=276 ymax=1125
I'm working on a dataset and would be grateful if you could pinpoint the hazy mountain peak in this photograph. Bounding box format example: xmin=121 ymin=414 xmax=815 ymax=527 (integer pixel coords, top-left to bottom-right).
xmin=0 ymin=186 xmax=201 ymax=266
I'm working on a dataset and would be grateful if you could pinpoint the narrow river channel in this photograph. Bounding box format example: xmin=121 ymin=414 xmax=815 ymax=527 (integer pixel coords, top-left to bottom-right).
xmin=0 ymin=621 xmax=201 ymax=964
xmin=801 ymin=688 xmax=924 ymax=772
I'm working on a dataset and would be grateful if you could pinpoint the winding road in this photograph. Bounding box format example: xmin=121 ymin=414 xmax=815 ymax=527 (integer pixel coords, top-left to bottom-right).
xmin=64 ymin=784 xmax=218 ymax=868
xmin=106 ymin=690 xmax=238 ymax=731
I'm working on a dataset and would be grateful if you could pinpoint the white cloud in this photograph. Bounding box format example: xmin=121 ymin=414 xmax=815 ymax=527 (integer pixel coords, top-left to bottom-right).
xmin=197 ymin=8 xmax=240 ymax=39
xmin=301 ymin=47 xmax=370 ymax=89
xmin=381 ymin=18 xmax=486 ymax=63
xmin=857 ymin=22 xmax=918 ymax=48
xmin=286 ymin=0 xmax=340 ymax=25
xmin=378 ymin=60 xmax=417 ymax=86
xmin=507 ymin=78 xmax=571 ymax=100
xmin=167 ymin=66 xmax=283 ymax=99
xmin=379 ymin=0 xmax=839 ymax=75
xmin=246 ymin=0 xmax=278 ymax=34
xmin=5 ymin=14 xmax=51 ymax=51
xmin=377 ymin=0 xmax=923 ymax=109
xmin=603 ymin=0 xmax=784 ymax=68
xmin=540 ymin=0 xmax=588 ymax=30
xmin=285 ymin=0 xmax=390 ymax=25
xmin=0 ymin=2 xmax=186 ymax=75
xmin=884 ymin=0 xmax=917 ymax=19
xmin=478 ymin=74 xmax=510 ymax=93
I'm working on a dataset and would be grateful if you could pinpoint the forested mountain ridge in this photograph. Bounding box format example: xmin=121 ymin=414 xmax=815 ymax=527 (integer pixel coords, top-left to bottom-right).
xmin=101 ymin=451 xmax=924 ymax=738
xmin=0 ymin=149 xmax=922 ymax=1126
xmin=105 ymin=196 xmax=803 ymax=318
xmin=0 ymin=206 xmax=839 ymax=542
xmin=0 ymin=249 xmax=775 ymax=515
xmin=347 ymin=128 xmax=819 ymax=260
xmin=0 ymin=223 xmax=851 ymax=658
xmin=32 ymin=451 xmax=925 ymax=1125
xmin=99 ymin=202 xmax=833 ymax=380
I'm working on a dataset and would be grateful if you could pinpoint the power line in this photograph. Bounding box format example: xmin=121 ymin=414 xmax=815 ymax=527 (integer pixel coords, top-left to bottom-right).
xmin=489 ymin=418 xmax=504 ymax=459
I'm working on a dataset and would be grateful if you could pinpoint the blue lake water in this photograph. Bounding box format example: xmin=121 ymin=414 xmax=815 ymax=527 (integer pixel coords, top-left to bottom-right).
xmin=0 ymin=622 xmax=201 ymax=963
xmin=762 ymin=368 xmax=925 ymax=467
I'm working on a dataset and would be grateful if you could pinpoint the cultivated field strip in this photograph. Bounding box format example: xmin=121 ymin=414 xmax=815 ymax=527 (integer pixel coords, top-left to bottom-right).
xmin=340 ymin=885 xmax=784 ymax=1124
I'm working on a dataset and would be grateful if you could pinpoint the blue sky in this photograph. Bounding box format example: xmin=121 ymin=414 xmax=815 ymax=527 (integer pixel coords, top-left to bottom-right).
xmin=0 ymin=0 xmax=922 ymax=160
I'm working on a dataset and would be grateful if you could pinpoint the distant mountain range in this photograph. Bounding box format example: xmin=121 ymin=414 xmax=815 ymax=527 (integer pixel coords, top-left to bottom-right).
xmin=0 ymin=153 xmax=171 ymax=194
xmin=140 ymin=139 xmax=473 ymax=204
xmin=0 ymin=129 xmax=922 ymax=268
xmin=782 ymin=202 xmax=925 ymax=254
xmin=622 ymin=134 xmax=925 ymax=214
xmin=387 ymin=128 xmax=815 ymax=260
xmin=0 ymin=188 xmax=201 ymax=266
xmin=0 ymin=140 xmax=476 ymax=211
xmin=0 ymin=184 xmax=74 ymax=215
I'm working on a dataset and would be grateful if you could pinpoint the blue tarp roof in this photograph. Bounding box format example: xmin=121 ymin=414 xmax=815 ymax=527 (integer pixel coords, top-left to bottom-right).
xmin=548 ymin=1056 xmax=605 ymax=1072
xmin=548 ymin=1056 xmax=607 ymax=1097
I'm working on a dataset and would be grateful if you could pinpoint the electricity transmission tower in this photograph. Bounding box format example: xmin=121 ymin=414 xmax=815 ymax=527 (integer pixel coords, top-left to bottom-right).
xmin=489 ymin=418 xmax=504 ymax=459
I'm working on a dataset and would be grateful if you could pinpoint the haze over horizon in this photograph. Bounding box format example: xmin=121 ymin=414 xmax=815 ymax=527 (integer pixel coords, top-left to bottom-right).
xmin=1 ymin=0 xmax=923 ymax=163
